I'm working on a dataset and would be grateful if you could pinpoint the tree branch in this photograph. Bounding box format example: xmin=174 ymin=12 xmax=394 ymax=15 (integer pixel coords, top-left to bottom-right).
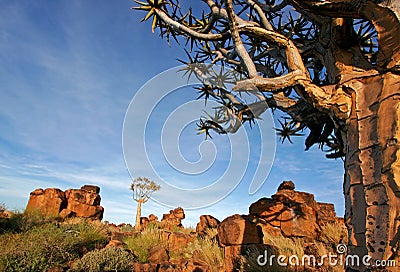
xmin=225 ymin=0 xmax=259 ymax=77
xmin=154 ymin=8 xmax=229 ymax=41
xmin=289 ymin=0 xmax=400 ymax=68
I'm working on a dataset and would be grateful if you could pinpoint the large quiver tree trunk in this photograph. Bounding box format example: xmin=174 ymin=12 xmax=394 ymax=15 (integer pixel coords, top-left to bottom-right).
xmin=344 ymin=72 xmax=400 ymax=270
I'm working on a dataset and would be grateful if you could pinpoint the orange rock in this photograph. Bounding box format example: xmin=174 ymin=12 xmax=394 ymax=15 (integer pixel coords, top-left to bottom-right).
xmin=217 ymin=214 xmax=263 ymax=246
xmin=196 ymin=214 xmax=220 ymax=235
xmin=105 ymin=240 xmax=124 ymax=248
xmin=161 ymin=207 xmax=185 ymax=229
xmin=25 ymin=185 xmax=104 ymax=220
xmin=25 ymin=188 xmax=66 ymax=216
xmin=162 ymin=231 xmax=195 ymax=251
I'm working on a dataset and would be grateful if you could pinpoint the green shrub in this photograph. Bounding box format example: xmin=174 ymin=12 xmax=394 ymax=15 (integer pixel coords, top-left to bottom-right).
xmin=178 ymin=235 xmax=224 ymax=271
xmin=124 ymin=227 xmax=165 ymax=263
xmin=65 ymin=221 xmax=110 ymax=251
xmin=70 ymin=247 xmax=135 ymax=272
xmin=0 ymin=221 xmax=109 ymax=271
xmin=0 ymin=211 xmax=56 ymax=234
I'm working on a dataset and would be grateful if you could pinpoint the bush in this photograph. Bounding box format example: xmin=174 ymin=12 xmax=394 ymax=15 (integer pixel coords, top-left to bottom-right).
xmin=179 ymin=235 xmax=224 ymax=271
xmin=0 ymin=220 xmax=109 ymax=271
xmin=70 ymin=247 xmax=135 ymax=272
xmin=239 ymin=245 xmax=290 ymax=272
xmin=318 ymin=222 xmax=348 ymax=246
xmin=124 ymin=227 xmax=165 ymax=263
xmin=0 ymin=211 xmax=56 ymax=234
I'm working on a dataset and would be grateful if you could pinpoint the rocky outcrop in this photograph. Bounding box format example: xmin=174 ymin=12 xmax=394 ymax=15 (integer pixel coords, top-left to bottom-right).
xmin=218 ymin=214 xmax=263 ymax=246
xmin=148 ymin=246 xmax=169 ymax=264
xmin=218 ymin=181 xmax=344 ymax=271
xmin=149 ymin=214 xmax=158 ymax=223
xmin=161 ymin=231 xmax=196 ymax=251
xmin=64 ymin=187 xmax=103 ymax=219
xmin=248 ymin=180 xmax=341 ymax=239
xmin=26 ymin=188 xmax=67 ymax=216
xmin=196 ymin=215 xmax=220 ymax=236
xmin=161 ymin=207 xmax=185 ymax=230
xmin=0 ymin=208 xmax=13 ymax=219
xmin=25 ymin=185 xmax=104 ymax=220
xmin=140 ymin=216 xmax=150 ymax=229
xmin=316 ymin=202 xmax=338 ymax=225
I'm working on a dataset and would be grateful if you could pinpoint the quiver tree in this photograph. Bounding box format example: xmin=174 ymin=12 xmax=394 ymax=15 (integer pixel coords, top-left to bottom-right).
xmin=130 ymin=177 xmax=160 ymax=230
xmin=134 ymin=0 xmax=400 ymax=270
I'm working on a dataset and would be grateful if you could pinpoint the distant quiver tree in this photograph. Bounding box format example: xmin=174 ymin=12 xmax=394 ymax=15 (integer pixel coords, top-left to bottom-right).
xmin=130 ymin=177 xmax=160 ymax=231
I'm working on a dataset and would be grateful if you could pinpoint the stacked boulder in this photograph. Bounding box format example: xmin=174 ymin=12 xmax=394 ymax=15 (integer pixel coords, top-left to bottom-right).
xmin=160 ymin=207 xmax=185 ymax=230
xmin=196 ymin=215 xmax=220 ymax=236
xmin=217 ymin=181 xmax=343 ymax=271
xmin=25 ymin=185 xmax=104 ymax=220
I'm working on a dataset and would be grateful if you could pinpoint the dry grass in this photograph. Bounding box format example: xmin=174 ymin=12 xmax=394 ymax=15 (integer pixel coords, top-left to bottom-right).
xmin=318 ymin=222 xmax=348 ymax=246
xmin=178 ymin=235 xmax=224 ymax=271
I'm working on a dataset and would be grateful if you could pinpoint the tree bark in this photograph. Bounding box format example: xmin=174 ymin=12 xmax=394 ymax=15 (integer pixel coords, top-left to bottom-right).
xmin=343 ymin=72 xmax=400 ymax=271
xmin=135 ymin=200 xmax=142 ymax=231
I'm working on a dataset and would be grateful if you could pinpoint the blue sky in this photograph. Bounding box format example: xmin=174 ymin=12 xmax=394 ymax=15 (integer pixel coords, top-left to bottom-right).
xmin=0 ymin=1 xmax=344 ymax=226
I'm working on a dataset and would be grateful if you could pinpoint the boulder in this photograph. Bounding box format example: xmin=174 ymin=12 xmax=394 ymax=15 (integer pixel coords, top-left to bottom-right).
xmin=162 ymin=231 xmax=196 ymax=251
xmin=105 ymin=240 xmax=124 ymax=248
xmin=316 ymin=202 xmax=338 ymax=225
xmin=59 ymin=208 xmax=75 ymax=219
xmin=196 ymin=215 xmax=220 ymax=235
xmin=111 ymin=231 xmax=136 ymax=242
xmin=148 ymin=245 xmax=169 ymax=263
xmin=26 ymin=188 xmax=66 ymax=216
xmin=217 ymin=214 xmax=263 ymax=246
xmin=248 ymin=181 xmax=328 ymax=239
xmin=277 ymin=180 xmax=295 ymax=191
xmin=141 ymin=216 xmax=150 ymax=229
xmin=25 ymin=185 xmax=104 ymax=220
xmin=80 ymin=185 xmax=100 ymax=194
xmin=149 ymin=214 xmax=158 ymax=223
xmin=65 ymin=189 xmax=103 ymax=219
xmin=161 ymin=207 xmax=185 ymax=230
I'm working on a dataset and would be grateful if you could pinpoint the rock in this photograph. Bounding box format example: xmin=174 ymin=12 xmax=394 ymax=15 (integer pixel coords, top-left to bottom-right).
xmin=65 ymin=189 xmax=101 ymax=206
xmin=185 ymin=258 xmax=211 ymax=272
xmin=148 ymin=245 xmax=169 ymax=263
xmin=162 ymin=231 xmax=196 ymax=251
xmin=149 ymin=214 xmax=158 ymax=223
xmin=59 ymin=208 xmax=75 ymax=219
xmin=157 ymin=262 xmax=180 ymax=272
xmin=223 ymin=245 xmax=242 ymax=272
xmin=26 ymin=188 xmax=66 ymax=216
xmin=316 ymin=202 xmax=338 ymax=224
xmin=0 ymin=209 xmax=13 ymax=219
xmin=111 ymin=231 xmax=136 ymax=242
xmin=141 ymin=216 xmax=150 ymax=229
xmin=248 ymin=182 xmax=335 ymax=239
xmin=161 ymin=207 xmax=185 ymax=230
xmin=25 ymin=185 xmax=104 ymax=220
xmin=217 ymin=214 xmax=263 ymax=246
xmin=105 ymin=240 xmax=124 ymax=248
xmin=133 ymin=263 xmax=157 ymax=272
xmin=196 ymin=215 xmax=220 ymax=235
xmin=277 ymin=180 xmax=295 ymax=191
xmin=80 ymin=185 xmax=100 ymax=194
xmin=64 ymin=189 xmax=104 ymax=220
